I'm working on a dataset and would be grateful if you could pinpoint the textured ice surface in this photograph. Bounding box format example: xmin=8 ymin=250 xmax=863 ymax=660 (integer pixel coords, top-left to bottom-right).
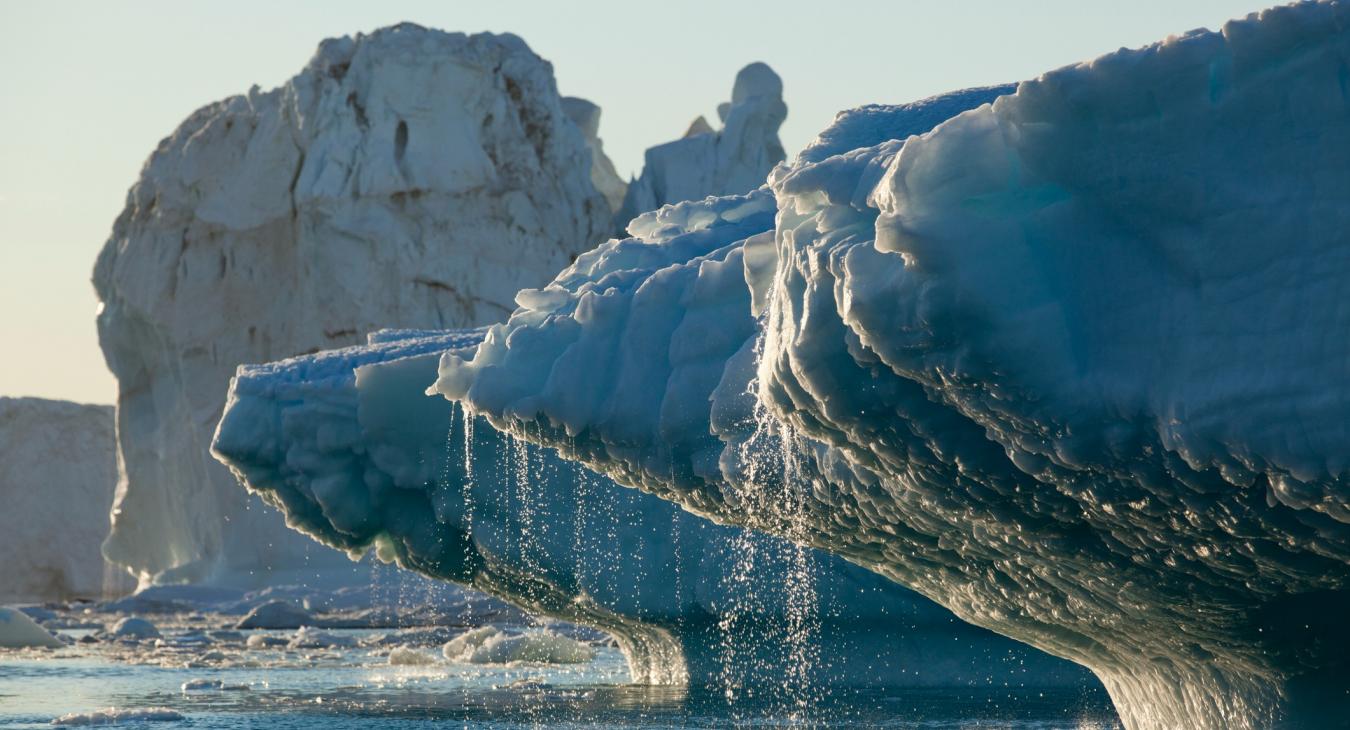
xmin=213 ymin=323 xmax=1090 ymax=689
xmin=614 ymin=63 xmax=787 ymax=232
xmin=94 ymin=24 xmax=612 ymax=587
xmin=429 ymin=4 xmax=1350 ymax=728
xmin=0 ymin=398 xmax=119 ymax=602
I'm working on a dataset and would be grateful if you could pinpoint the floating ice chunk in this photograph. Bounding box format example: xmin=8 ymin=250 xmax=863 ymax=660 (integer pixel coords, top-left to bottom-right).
xmin=109 ymin=617 xmax=160 ymax=640
xmin=443 ymin=627 xmax=594 ymax=665
xmin=235 ymin=600 xmax=314 ymax=630
xmin=0 ymin=607 xmax=63 ymax=648
xmin=180 ymin=678 xmax=248 ymax=691
xmin=387 ymin=647 xmax=439 ymax=665
xmin=287 ymin=626 xmax=355 ymax=649
xmin=51 ymin=707 xmax=183 ymax=725
xmin=244 ymin=634 xmax=287 ymax=650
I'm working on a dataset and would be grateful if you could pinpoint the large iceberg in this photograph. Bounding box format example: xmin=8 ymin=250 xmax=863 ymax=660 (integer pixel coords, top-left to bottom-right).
xmin=613 ymin=63 xmax=788 ymax=232
xmin=419 ymin=4 xmax=1350 ymax=728
xmin=212 ymin=324 xmax=1091 ymax=690
xmin=94 ymin=25 xmax=613 ymax=587
xmin=0 ymin=398 xmax=123 ymax=602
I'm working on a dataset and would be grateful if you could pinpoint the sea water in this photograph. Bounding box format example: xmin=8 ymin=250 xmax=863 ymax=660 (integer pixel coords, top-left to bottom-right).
xmin=0 ymin=623 xmax=1119 ymax=729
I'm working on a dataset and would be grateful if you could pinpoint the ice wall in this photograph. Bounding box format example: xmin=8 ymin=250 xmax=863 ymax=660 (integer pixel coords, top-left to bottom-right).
xmin=93 ymin=24 xmax=612 ymax=587
xmin=0 ymin=398 xmax=123 ymax=602
xmin=431 ymin=4 xmax=1350 ymax=728
xmin=212 ymin=327 xmax=1091 ymax=691
xmin=613 ymin=63 xmax=787 ymax=232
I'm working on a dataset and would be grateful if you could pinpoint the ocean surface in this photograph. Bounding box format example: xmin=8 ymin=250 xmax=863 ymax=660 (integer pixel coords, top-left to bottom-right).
xmin=0 ymin=624 xmax=1120 ymax=729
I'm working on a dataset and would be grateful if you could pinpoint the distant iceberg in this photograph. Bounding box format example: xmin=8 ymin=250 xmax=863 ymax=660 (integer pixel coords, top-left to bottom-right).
xmin=94 ymin=25 xmax=614 ymax=588
xmin=0 ymin=397 xmax=122 ymax=603
xmin=613 ymin=63 xmax=789 ymax=234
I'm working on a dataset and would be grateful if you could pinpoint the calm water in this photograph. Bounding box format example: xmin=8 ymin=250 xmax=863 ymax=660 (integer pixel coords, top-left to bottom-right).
xmin=0 ymin=625 xmax=1119 ymax=729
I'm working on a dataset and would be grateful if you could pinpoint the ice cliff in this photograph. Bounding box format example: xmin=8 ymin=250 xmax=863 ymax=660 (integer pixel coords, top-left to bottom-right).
xmin=93 ymin=24 xmax=612 ymax=587
xmin=212 ymin=327 xmax=1090 ymax=690
xmin=0 ymin=398 xmax=120 ymax=602
xmin=613 ymin=63 xmax=787 ymax=232
xmin=420 ymin=3 xmax=1350 ymax=728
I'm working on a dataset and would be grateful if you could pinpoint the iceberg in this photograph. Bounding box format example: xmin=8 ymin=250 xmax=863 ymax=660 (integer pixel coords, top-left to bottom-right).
xmin=212 ymin=321 xmax=1091 ymax=689
xmin=420 ymin=4 xmax=1350 ymax=728
xmin=562 ymin=97 xmax=628 ymax=216
xmin=613 ymin=63 xmax=788 ymax=232
xmin=94 ymin=24 xmax=613 ymax=587
xmin=0 ymin=398 xmax=121 ymax=602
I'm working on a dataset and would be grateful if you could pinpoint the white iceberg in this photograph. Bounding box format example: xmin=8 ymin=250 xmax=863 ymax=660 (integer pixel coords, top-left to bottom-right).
xmin=0 ymin=398 xmax=120 ymax=603
xmin=613 ymin=62 xmax=788 ymax=231
xmin=94 ymin=24 xmax=613 ymax=588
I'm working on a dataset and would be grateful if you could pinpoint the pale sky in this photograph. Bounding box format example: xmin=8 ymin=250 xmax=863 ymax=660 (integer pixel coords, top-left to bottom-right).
xmin=0 ymin=0 xmax=1263 ymax=405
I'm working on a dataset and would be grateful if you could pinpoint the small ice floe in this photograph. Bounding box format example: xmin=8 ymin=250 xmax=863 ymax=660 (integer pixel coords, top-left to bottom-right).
xmin=110 ymin=617 xmax=161 ymax=640
xmin=235 ymin=600 xmax=314 ymax=629
xmin=0 ymin=606 xmax=63 ymax=648
xmin=387 ymin=647 xmax=438 ymax=665
xmin=154 ymin=631 xmax=212 ymax=648
xmin=181 ymin=678 xmax=249 ymax=691
xmin=50 ymin=706 xmax=184 ymax=725
xmin=244 ymin=634 xmax=288 ymax=649
xmin=442 ymin=627 xmax=595 ymax=665
xmin=287 ymin=626 xmax=355 ymax=649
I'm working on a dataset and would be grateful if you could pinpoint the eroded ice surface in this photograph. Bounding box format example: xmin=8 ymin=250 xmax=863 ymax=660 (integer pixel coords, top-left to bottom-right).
xmin=213 ymin=320 xmax=1091 ymax=691
xmin=427 ymin=4 xmax=1350 ymax=728
xmin=94 ymin=24 xmax=613 ymax=587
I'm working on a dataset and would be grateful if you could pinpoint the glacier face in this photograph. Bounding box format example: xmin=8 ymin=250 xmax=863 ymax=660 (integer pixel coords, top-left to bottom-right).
xmin=94 ymin=24 xmax=612 ymax=587
xmin=0 ymin=398 xmax=122 ymax=602
xmin=613 ymin=63 xmax=788 ymax=233
xmin=429 ymin=4 xmax=1350 ymax=728
xmin=212 ymin=326 xmax=1092 ymax=690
